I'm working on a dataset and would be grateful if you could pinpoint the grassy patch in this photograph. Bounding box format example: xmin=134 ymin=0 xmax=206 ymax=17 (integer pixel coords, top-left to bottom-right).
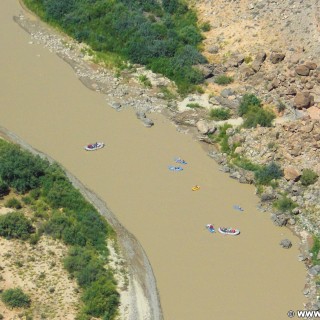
xmin=311 ymin=236 xmax=320 ymax=265
xmin=301 ymin=169 xmax=318 ymax=186
xmin=214 ymin=75 xmax=234 ymax=85
xmin=209 ymin=108 xmax=231 ymax=120
xmin=273 ymin=196 xmax=297 ymax=213
xmin=138 ymin=75 xmax=152 ymax=88
xmin=186 ymin=103 xmax=203 ymax=109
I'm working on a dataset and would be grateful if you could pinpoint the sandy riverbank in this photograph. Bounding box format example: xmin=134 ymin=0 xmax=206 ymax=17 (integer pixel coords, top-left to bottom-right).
xmin=0 ymin=1 xmax=308 ymax=319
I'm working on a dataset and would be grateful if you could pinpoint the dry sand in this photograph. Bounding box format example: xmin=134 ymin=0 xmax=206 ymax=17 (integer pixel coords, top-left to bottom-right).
xmin=0 ymin=1 xmax=308 ymax=319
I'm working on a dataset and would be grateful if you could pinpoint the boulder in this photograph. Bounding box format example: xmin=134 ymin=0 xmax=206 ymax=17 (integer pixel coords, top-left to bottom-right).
xmin=239 ymin=65 xmax=255 ymax=79
xmin=142 ymin=117 xmax=154 ymax=128
xmin=284 ymin=166 xmax=301 ymax=181
xmin=308 ymin=265 xmax=320 ymax=276
xmin=280 ymin=239 xmax=292 ymax=249
xmin=136 ymin=111 xmax=146 ymax=119
xmin=196 ymin=120 xmax=209 ymax=134
xmin=111 ymin=102 xmax=122 ymax=111
xmin=251 ymin=51 xmax=266 ymax=72
xmin=307 ymin=106 xmax=320 ymax=120
xmin=294 ymin=92 xmax=313 ymax=109
xmin=270 ymin=52 xmax=285 ymax=64
xmin=295 ymin=65 xmax=310 ymax=76
xmin=195 ymin=64 xmax=213 ymax=79
xmin=220 ymin=88 xmax=235 ymax=98
xmin=305 ymin=61 xmax=317 ymax=70
xmin=271 ymin=213 xmax=289 ymax=226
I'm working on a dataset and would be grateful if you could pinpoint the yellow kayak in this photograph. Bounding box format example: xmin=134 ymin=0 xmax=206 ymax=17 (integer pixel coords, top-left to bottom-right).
xmin=192 ymin=185 xmax=200 ymax=191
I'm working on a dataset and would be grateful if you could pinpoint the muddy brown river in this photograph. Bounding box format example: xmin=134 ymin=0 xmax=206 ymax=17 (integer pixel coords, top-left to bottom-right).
xmin=0 ymin=1 xmax=306 ymax=319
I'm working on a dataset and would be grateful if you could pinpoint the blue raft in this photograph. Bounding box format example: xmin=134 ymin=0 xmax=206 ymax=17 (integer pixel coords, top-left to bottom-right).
xmin=168 ymin=166 xmax=183 ymax=171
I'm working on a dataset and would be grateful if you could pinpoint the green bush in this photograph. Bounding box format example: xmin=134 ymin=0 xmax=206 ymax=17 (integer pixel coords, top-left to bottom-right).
xmin=5 ymin=198 xmax=22 ymax=209
xmin=233 ymin=158 xmax=261 ymax=172
xmin=186 ymin=103 xmax=203 ymax=109
xmin=214 ymin=75 xmax=234 ymax=85
xmin=300 ymin=169 xmax=318 ymax=186
xmin=238 ymin=94 xmax=261 ymax=116
xmin=273 ymin=196 xmax=297 ymax=213
xmin=23 ymin=0 xmax=206 ymax=93
xmin=0 ymin=212 xmax=34 ymax=240
xmin=209 ymin=108 xmax=231 ymax=120
xmin=310 ymin=236 xmax=320 ymax=264
xmin=242 ymin=107 xmax=275 ymax=128
xmin=138 ymin=75 xmax=152 ymax=88
xmin=0 ymin=180 xmax=9 ymax=198
xmin=1 ymin=288 xmax=31 ymax=308
xmin=254 ymin=162 xmax=283 ymax=185
xmin=200 ymin=21 xmax=211 ymax=32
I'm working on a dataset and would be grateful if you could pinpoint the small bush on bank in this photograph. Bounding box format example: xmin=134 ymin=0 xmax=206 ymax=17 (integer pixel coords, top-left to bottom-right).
xmin=0 ymin=212 xmax=34 ymax=240
xmin=0 ymin=180 xmax=9 ymax=198
xmin=186 ymin=103 xmax=203 ymax=109
xmin=138 ymin=75 xmax=152 ymax=88
xmin=300 ymin=169 xmax=318 ymax=186
xmin=200 ymin=21 xmax=211 ymax=32
xmin=254 ymin=162 xmax=283 ymax=185
xmin=214 ymin=75 xmax=234 ymax=85
xmin=233 ymin=157 xmax=261 ymax=172
xmin=238 ymin=94 xmax=261 ymax=116
xmin=209 ymin=108 xmax=231 ymax=120
xmin=1 ymin=288 xmax=31 ymax=308
xmin=5 ymin=198 xmax=22 ymax=209
xmin=242 ymin=107 xmax=275 ymax=128
xmin=273 ymin=196 xmax=297 ymax=213
xmin=310 ymin=236 xmax=320 ymax=265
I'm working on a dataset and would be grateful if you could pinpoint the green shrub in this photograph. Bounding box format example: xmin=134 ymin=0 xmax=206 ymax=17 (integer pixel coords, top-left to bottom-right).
xmin=300 ymin=169 xmax=318 ymax=186
xmin=22 ymin=196 xmax=33 ymax=205
xmin=138 ymin=75 xmax=152 ymax=88
xmin=1 ymin=288 xmax=31 ymax=308
xmin=238 ymin=94 xmax=261 ymax=116
xmin=186 ymin=103 xmax=203 ymax=109
xmin=209 ymin=108 xmax=231 ymax=120
xmin=310 ymin=236 xmax=320 ymax=264
xmin=233 ymin=158 xmax=261 ymax=172
xmin=214 ymin=75 xmax=234 ymax=85
xmin=200 ymin=21 xmax=211 ymax=32
xmin=254 ymin=162 xmax=283 ymax=185
xmin=273 ymin=196 xmax=297 ymax=213
xmin=0 ymin=212 xmax=34 ymax=240
xmin=5 ymin=198 xmax=22 ymax=209
xmin=0 ymin=180 xmax=9 ymax=198
xmin=0 ymin=141 xmax=48 ymax=193
xmin=242 ymin=107 xmax=275 ymax=128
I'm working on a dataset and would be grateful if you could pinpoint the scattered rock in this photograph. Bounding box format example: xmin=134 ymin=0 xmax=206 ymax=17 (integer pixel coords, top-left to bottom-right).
xmin=294 ymin=92 xmax=313 ymax=109
xmin=295 ymin=65 xmax=310 ymax=76
xmin=196 ymin=120 xmax=209 ymax=134
xmin=271 ymin=213 xmax=289 ymax=226
xmin=308 ymin=265 xmax=320 ymax=276
xmin=280 ymin=239 xmax=292 ymax=249
xmin=284 ymin=166 xmax=301 ymax=181
xmin=270 ymin=52 xmax=285 ymax=64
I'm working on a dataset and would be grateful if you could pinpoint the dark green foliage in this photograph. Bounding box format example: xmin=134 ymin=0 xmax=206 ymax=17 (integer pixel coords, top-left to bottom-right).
xmin=23 ymin=0 xmax=206 ymax=93
xmin=0 ymin=180 xmax=9 ymax=198
xmin=213 ymin=124 xmax=232 ymax=153
xmin=0 ymin=141 xmax=48 ymax=193
xmin=238 ymin=94 xmax=261 ymax=116
xmin=238 ymin=94 xmax=275 ymax=128
xmin=0 ymin=212 xmax=34 ymax=240
xmin=1 ymin=288 xmax=31 ymax=308
xmin=200 ymin=21 xmax=211 ymax=32
xmin=5 ymin=198 xmax=22 ymax=209
xmin=64 ymin=247 xmax=119 ymax=318
xmin=254 ymin=162 xmax=283 ymax=185
xmin=214 ymin=75 xmax=234 ymax=85
xmin=311 ymin=236 xmax=320 ymax=265
xmin=242 ymin=107 xmax=275 ymax=128
xmin=300 ymin=169 xmax=318 ymax=186
xmin=273 ymin=196 xmax=297 ymax=213
xmin=186 ymin=103 xmax=203 ymax=109
xmin=233 ymin=158 xmax=261 ymax=172
xmin=0 ymin=140 xmax=118 ymax=318
xmin=209 ymin=108 xmax=231 ymax=120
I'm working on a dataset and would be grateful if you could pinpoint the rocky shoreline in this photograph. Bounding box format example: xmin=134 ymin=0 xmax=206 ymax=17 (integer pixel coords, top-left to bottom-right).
xmin=15 ymin=2 xmax=320 ymax=314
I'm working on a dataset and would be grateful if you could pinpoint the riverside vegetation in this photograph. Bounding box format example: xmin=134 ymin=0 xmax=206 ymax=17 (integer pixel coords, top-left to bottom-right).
xmin=23 ymin=0 xmax=207 ymax=94
xmin=0 ymin=140 xmax=120 ymax=320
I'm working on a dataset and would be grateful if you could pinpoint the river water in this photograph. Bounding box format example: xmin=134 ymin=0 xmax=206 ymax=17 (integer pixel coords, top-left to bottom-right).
xmin=0 ymin=1 xmax=306 ymax=319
